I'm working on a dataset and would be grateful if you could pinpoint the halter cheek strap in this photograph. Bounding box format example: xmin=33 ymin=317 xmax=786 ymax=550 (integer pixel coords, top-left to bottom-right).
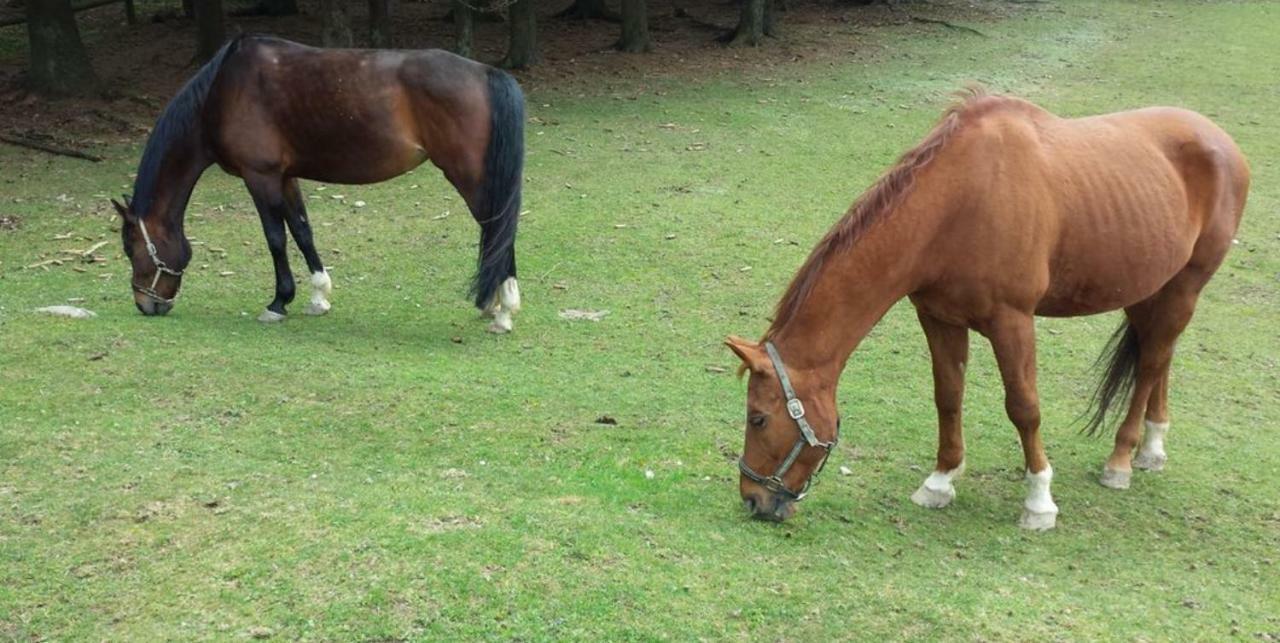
xmin=738 ymin=341 xmax=840 ymax=501
xmin=133 ymin=219 xmax=183 ymax=304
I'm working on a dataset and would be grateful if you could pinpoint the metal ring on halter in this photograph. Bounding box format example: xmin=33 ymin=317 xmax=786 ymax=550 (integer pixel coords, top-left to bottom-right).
xmin=132 ymin=219 xmax=183 ymax=304
xmin=738 ymin=341 xmax=840 ymax=501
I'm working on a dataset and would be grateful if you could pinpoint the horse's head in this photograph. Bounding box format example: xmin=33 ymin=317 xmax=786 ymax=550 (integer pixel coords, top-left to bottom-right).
xmin=112 ymin=196 xmax=190 ymax=316
xmin=726 ymin=336 xmax=841 ymax=522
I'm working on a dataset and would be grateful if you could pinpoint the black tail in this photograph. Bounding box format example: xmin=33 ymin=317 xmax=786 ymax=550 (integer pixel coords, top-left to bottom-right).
xmin=1081 ymin=321 xmax=1141 ymax=436
xmin=470 ymin=68 xmax=525 ymax=310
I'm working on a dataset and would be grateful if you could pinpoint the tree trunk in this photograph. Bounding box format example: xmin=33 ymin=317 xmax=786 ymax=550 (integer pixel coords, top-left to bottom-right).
xmin=192 ymin=0 xmax=225 ymax=61
xmin=255 ymin=0 xmax=295 ymax=15
xmin=368 ymin=0 xmax=394 ymax=48
xmin=501 ymin=0 xmax=539 ymax=69
xmin=26 ymin=0 xmax=97 ymax=95
xmin=555 ymin=0 xmax=618 ymax=21
xmin=728 ymin=0 xmax=771 ymax=46
xmin=451 ymin=0 xmax=473 ymax=58
xmin=616 ymin=0 xmax=649 ymax=52
xmin=320 ymin=0 xmax=352 ymax=47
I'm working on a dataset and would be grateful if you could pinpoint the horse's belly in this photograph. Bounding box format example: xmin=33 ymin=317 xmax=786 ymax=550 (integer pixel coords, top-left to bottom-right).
xmin=1036 ymin=241 xmax=1192 ymax=317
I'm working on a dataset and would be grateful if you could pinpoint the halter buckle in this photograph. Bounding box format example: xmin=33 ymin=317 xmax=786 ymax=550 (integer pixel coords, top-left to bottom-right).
xmin=786 ymin=398 xmax=805 ymax=420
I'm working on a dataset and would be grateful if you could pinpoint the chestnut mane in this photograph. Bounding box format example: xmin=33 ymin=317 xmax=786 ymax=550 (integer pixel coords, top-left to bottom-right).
xmin=762 ymin=87 xmax=991 ymax=341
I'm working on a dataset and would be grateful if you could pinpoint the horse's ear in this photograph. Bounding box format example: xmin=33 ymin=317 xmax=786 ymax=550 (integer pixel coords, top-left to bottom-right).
xmin=725 ymin=335 xmax=769 ymax=376
xmin=111 ymin=196 xmax=135 ymax=223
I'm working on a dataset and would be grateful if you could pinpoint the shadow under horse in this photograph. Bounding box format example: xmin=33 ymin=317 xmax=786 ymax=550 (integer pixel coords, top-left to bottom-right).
xmin=112 ymin=34 xmax=525 ymax=333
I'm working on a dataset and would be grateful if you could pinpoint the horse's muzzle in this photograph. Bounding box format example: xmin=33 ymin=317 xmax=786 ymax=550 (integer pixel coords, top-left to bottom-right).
xmin=136 ymin=299 xmax=173 ymax=316
xmin=743 ymin=492 xmax=796 ymax=522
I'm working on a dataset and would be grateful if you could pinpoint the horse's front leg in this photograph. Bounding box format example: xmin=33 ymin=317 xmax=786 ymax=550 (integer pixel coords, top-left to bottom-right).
xmin=281 ymin=178 xmax=331 ymax=316
xmin=982 ymin=312 xmax=1058 ymax=531
xmin=911 ymin=308 xmax=969 ymax=509
xmin=246 ymin=176 xmax=295 ymax=322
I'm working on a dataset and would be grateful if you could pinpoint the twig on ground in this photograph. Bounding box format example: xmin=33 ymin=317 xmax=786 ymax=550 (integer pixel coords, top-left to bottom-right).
xmin=907 ymin=15 xmax=987 ymax=37
xmin=0 ymin=134 xmax=103 ymax=162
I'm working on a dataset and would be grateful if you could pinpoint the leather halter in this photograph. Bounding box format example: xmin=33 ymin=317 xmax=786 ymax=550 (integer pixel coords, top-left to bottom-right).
xmin=132 ymin=219 xmax=183 ymax=305
xmin=738 ymin=341 xmax=840 ymax=501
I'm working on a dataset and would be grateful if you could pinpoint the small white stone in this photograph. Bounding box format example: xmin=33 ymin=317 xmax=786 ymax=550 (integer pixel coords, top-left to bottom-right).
xmin=839 ymin=465 xmax=853 ymax=476
xmin=644 ymin=469 xmax=655 ymax=480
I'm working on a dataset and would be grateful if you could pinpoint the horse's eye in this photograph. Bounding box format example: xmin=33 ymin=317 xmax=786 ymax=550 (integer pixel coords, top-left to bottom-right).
xmin=749 ymin=414 xmax=768 ymax=429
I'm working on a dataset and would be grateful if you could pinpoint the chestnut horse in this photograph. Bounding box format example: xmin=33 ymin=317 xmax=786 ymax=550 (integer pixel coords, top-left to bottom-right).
xmin=111 ymin=34 xmax=525 ymax=333
xmin=727 ymin=89 xmax=1249 ymax=530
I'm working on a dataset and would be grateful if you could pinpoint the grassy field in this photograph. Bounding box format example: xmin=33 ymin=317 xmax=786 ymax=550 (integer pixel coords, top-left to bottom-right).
xmin=2 ymin=1 xmax=1279 ymax=640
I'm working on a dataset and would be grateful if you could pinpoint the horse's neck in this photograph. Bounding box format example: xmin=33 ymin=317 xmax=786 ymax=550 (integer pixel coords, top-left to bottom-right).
xmin=149 ymin=137 xmax=212 ymax=233
xmin=770 ymin=205 xmax=930 ymax=378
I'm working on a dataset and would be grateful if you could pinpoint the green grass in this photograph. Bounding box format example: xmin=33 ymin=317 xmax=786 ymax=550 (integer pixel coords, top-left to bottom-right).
xmin=2 ymin=1 xmax=1279 ymax=639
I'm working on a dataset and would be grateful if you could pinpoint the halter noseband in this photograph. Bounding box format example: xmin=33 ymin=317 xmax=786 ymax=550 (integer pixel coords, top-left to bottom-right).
xmin=738 ymin=341 xmax=840 ymax=501
xmin=132 ymin=219 xmax=183 ymax=305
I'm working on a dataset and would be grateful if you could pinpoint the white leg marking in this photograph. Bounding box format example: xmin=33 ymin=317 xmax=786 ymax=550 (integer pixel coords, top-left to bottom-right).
xmin=910 ymin=461 xmax=964 ymax=509
xmin=487 ymin=307 xmax=513 ymax=334
xmin=499 ymin=277 xmax=521 ymax=314
xmin=257 ymin=309 xmax=286 ymax=323
xmin=1133 ymin=420 xmax=1169 ymax=471
xmin=304 ymin=270 xmax=332 ymax=316
xmin=1019 ymin=466 xmax=1058 ymax=531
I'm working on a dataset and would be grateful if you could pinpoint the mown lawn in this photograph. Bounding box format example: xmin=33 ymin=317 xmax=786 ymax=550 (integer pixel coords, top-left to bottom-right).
xmin=2 ymin=1 xmax=1278 ymax=640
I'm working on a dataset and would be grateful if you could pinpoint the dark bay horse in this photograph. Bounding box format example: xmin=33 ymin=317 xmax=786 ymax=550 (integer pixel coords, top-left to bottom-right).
xmin=112 ymin=34 xmax=525 ymax=333
xmin=727 ymin=89 xmax=1249 ymax=529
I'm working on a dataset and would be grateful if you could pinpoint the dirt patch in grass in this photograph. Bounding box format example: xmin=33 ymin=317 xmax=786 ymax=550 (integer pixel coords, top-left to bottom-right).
xmin=0 ymin=214 xmax=19 ymax=230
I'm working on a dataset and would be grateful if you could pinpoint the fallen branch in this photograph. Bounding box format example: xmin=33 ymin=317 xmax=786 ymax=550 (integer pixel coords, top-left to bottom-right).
xmin=0 ymin=134 xmax=102 ymax=162
xmin=906 ymin=15 xmax=987 ymax=37
xmin=81 ymin=241 xmax=109 ymax=257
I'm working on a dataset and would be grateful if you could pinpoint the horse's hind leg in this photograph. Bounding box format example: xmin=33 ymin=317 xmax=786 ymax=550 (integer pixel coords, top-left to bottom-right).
xmin=1101 ymin=276 xmax=1203 ymax=488
xmin=281 ymin=178 xmax=332 ymax=316
xmin=1134 ymin=370 xmax=1171 ymax=471
xmin=910 ymin=309 xmax=969 ymax=509
xmin=245 ymin=175 xmax=296 ymax=322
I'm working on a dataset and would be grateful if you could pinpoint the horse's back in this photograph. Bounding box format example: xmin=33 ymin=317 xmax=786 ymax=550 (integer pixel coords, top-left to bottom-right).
xmin=206 ymin=36 xmax=493 ymax=185
xmin=918 ymin=99 xmax=1247 ymax=318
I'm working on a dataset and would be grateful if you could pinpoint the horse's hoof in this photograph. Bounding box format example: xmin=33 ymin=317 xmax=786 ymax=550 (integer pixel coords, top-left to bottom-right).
xmin=910 ymin=482 xmax=955 ymax=509
xmin=1099 ymin=467 xmax=1131 ymax=490
xmin=487 ymin=308 xmax=513 ymax=334
xmin=257 ymin=309 xmax=286 ymax=323
xmin=1019 ymin=508 xmax=1057 ymax=531
xmin=1133 ymin=451 xmax=1166 ymax=471
xmin=304 ymin=300 xmax=331 ymax=316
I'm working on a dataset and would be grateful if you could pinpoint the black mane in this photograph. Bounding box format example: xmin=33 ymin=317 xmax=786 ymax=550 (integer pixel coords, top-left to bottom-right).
xmin=131 ymin=35 xmax=243 ymax=219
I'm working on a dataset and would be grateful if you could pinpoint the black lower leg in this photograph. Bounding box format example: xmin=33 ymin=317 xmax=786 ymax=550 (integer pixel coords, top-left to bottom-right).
xmin=282 ymin=179 xmax=325 ymax=275
xmin=252 ymin=200 xmax=295 ymax=315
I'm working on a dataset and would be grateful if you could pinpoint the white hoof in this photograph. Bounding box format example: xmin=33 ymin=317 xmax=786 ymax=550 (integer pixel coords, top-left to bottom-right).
xmin=1133 ymin=450 xmax=1166 ymax=471
xmin=304 ymin=299 xmax=331 ymax=316
xmin=910 ymin=465 xmax=962 ymax=509
xmin=911 ymin=482 xmax=955 ymax=509
xmin=257 ymin=309 xmax=286 ymax=323
xmin=1099 ymin=467 xmax=1131 ymax=490
xmin=1019 ymin=508 xmax=1057 ymax=531
xmin=1020 ymin=466 xmax=1058 ymax=530
xmin=487 ymin=308 xmax=513 ymax=334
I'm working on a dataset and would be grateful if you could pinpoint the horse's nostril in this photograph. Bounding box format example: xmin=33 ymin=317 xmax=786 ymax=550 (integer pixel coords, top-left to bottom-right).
xmin=744 ymin=497 xmax=758 ymax=514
